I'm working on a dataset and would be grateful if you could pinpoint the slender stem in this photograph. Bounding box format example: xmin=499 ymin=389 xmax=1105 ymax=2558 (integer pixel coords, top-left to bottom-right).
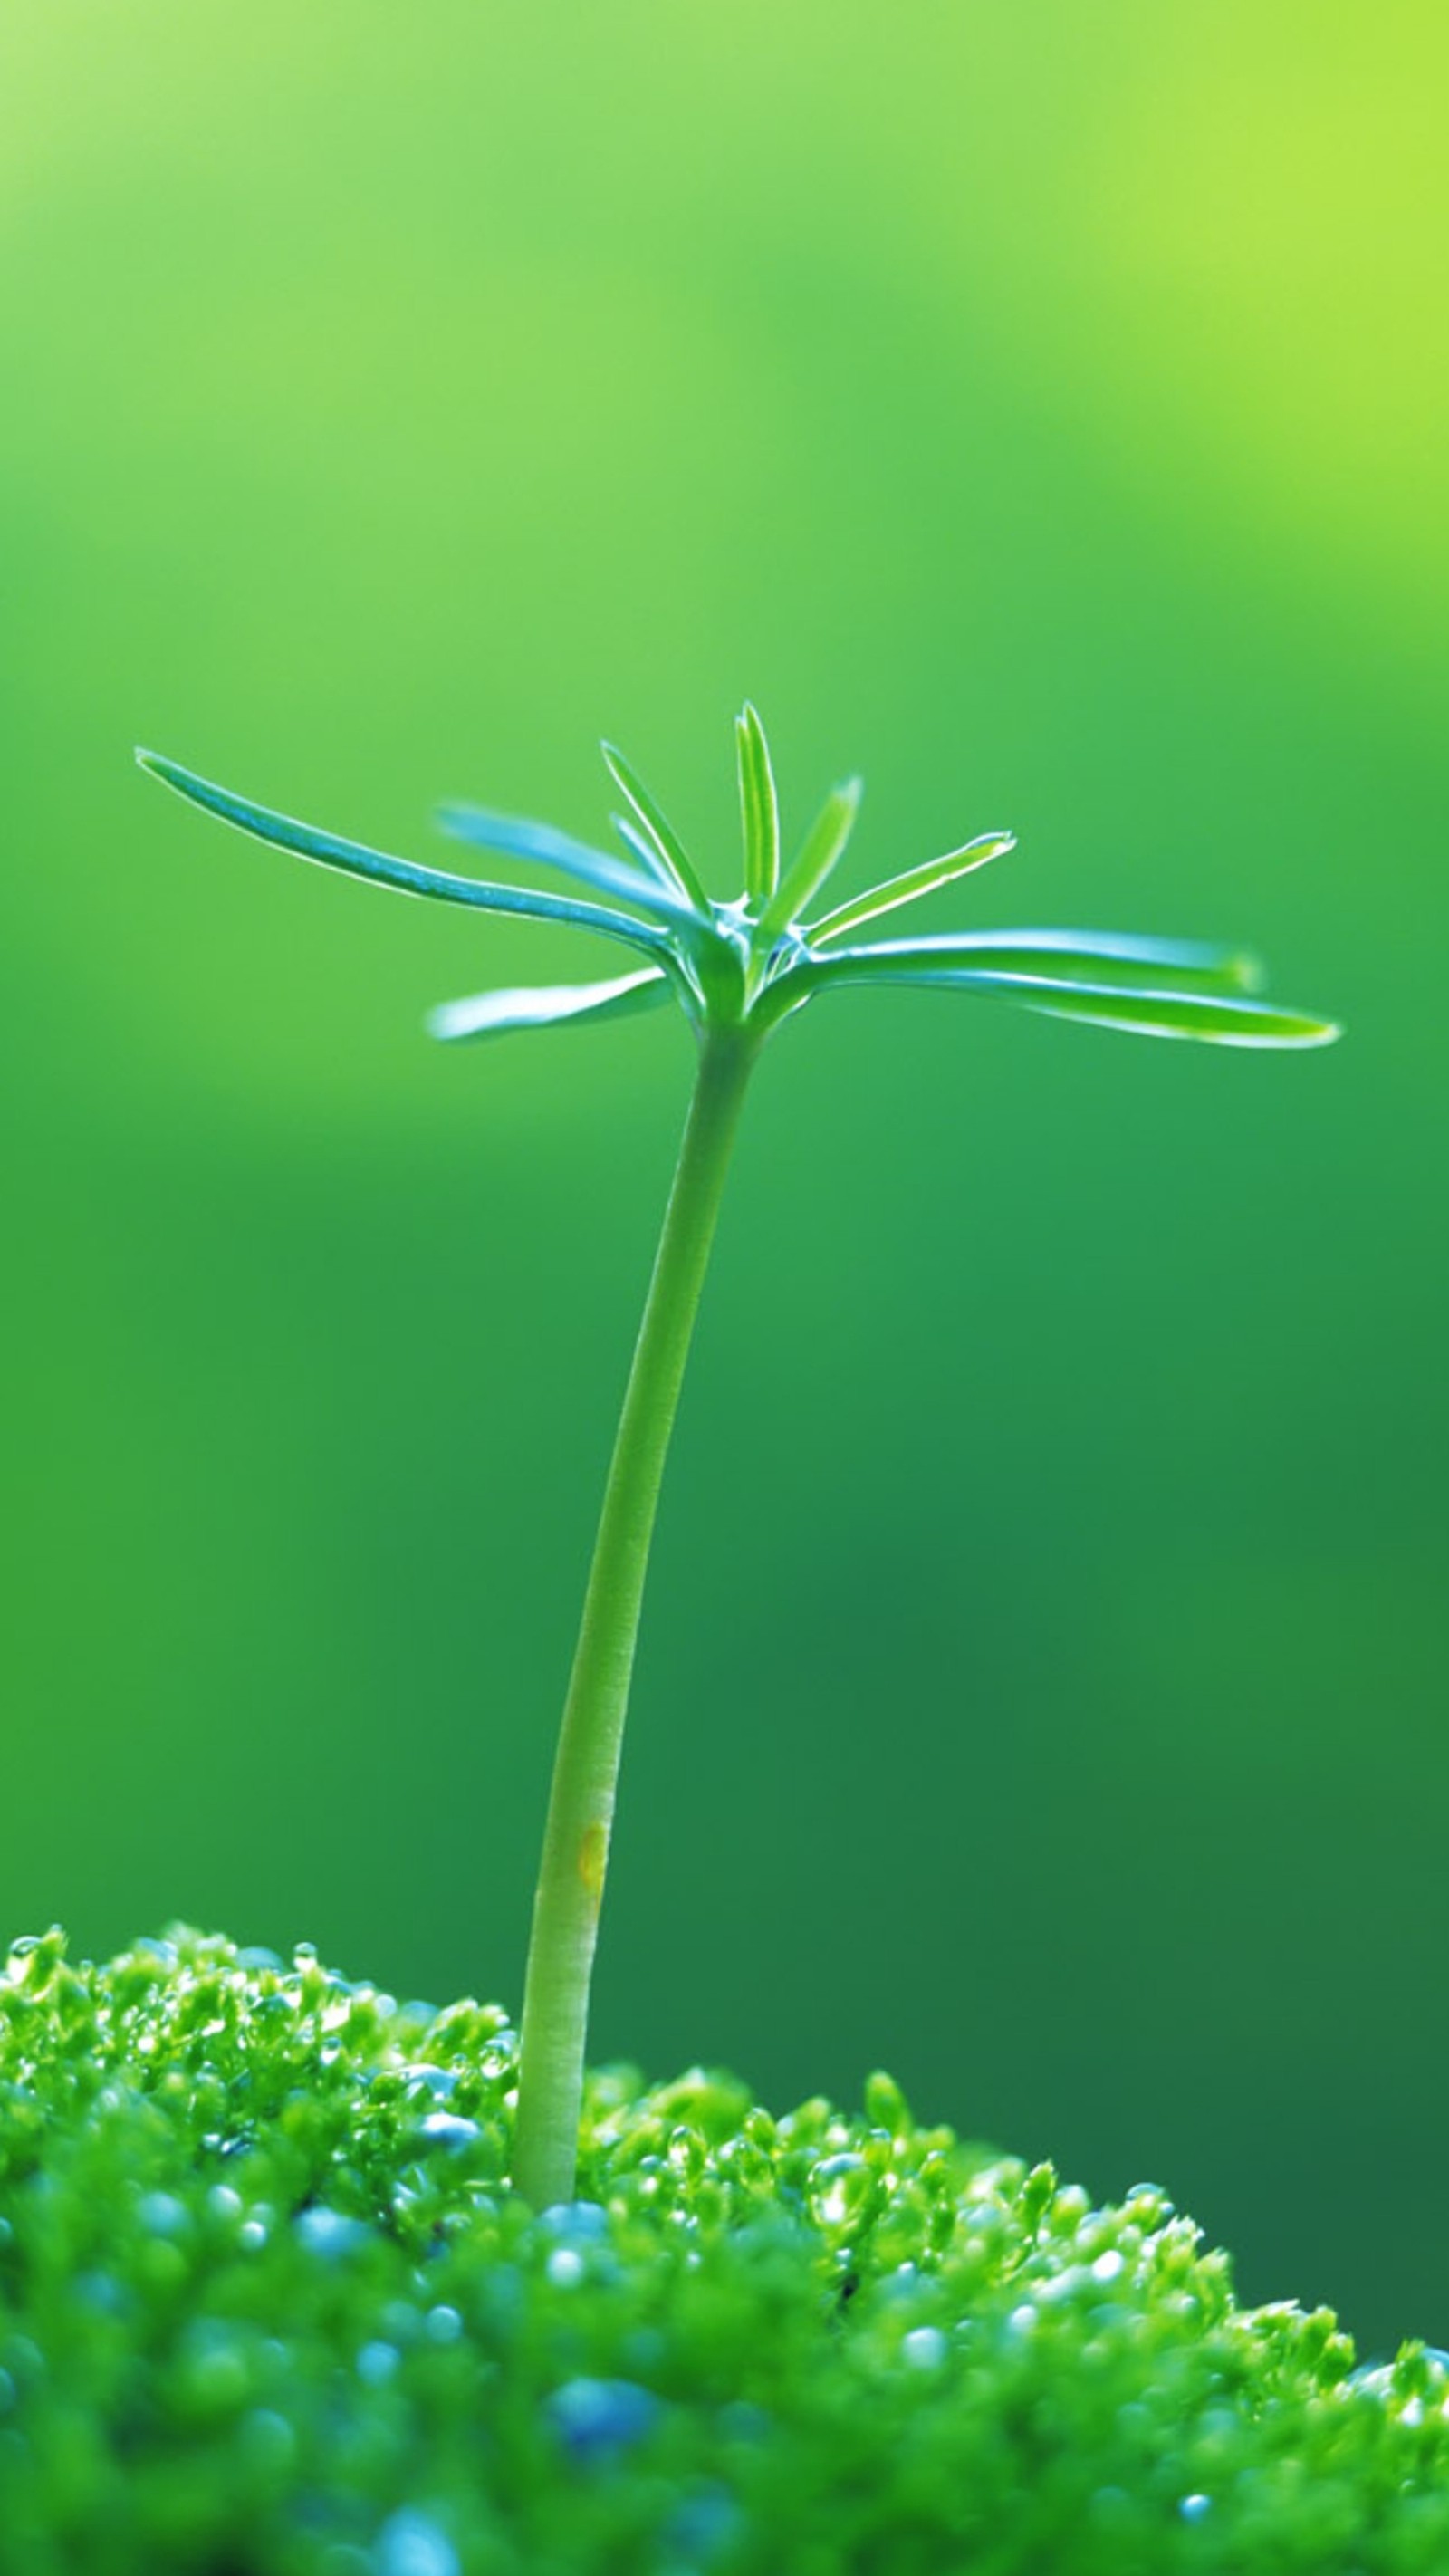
xmin=512 ymin=1026 xmax=759 ymax=2207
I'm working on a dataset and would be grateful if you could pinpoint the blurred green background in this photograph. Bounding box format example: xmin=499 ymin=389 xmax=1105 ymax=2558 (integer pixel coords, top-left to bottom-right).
xmin=3 ymin=1 xmax=1445 ymax=2350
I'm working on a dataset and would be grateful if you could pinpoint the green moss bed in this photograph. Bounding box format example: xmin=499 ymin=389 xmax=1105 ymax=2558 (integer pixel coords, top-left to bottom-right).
xmin=1 ymin=1932 xmax=1445 ymax=2574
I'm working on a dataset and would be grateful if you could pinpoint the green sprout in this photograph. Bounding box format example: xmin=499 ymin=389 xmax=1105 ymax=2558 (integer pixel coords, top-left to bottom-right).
xmin=137 ymin=709 xmax=1338 ymax=2211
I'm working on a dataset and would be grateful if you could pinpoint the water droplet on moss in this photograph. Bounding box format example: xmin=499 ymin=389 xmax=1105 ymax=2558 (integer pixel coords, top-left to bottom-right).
xmin=545 ymin=2377 xmax=660 ymax=2462
xmin=416 ymin=2111 xmax=482 ymax=2157
xmin=811 ymin=2153 xmax=870 ymax=2228
xmin=664 ymin=2483 xmax=741 ymax=2562
xmin=401 ymin=2063 xmax=458 ymax=2100
xmin=137 ymin=2191 xmax=188 ymax=2238
xmin=295 ymin=2207 xmax=369 ymax=2260
xmin=539 ymin=2200 xmax=609 ymax=2242
xmin=375 ymin=2506 xmax=460 ymax=2576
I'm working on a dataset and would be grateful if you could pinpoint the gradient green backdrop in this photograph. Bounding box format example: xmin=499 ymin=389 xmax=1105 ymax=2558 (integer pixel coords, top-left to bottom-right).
xmin=4 ymin=3 xmax=1445 ymax=2353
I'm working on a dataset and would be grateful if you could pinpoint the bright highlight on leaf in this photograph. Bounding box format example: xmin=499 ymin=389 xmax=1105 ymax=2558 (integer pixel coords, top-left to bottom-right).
xmin=1011 ymin=984 xmax=1339 ymax=1046
xmin=808 ymin=831 xmax=1017 ymax=944
xmin=427 ymin=969 xmax=671 ymax=1045
xmin=807 ymin=927 xmax=1264 ymax=995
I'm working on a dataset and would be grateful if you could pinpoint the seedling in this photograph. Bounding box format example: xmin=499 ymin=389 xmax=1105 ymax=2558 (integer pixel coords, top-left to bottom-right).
xmin=138 ymin=711 xmax=1337 ymax=2209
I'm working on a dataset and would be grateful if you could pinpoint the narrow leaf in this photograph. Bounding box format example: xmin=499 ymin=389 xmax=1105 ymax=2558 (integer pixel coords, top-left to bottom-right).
xmin=427 ymin=967 xmax=672 ymax=1044
xmin=1012 ymin=979 xmax=1339 ymax=1046
xmin=600 ymin=742 xmax=710 ymax=911
xmin=437 ymin=802 xmax=684 ymax=925
xmin=813 ymin=928 xmax=1262 ymax=993
xmin=756 ymin=778 xmax=863 ymax=947
xmin=136 ymin=752 xmax=669 ymax=961
xmin=736 ymin=703 xmax=780 ymax=902
xmin=808 ymin=832 xmax=1015 ymax=943
xmin=810 ymin=955 xmax=1339 ymax=1046
xmin=612 ymin=813 xmax=685 ymax=893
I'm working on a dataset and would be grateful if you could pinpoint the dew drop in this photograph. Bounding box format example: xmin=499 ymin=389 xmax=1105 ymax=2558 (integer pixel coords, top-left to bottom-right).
xmin=295 ymin=2207 xmax=369 ymax=2260
xmin=137 ymin=2191 xmax=187 ymax=2239
xmin=357 ymin=2341 xmax=401 ymax=2388
xmin=545 ymin=2376 xmax=660 ymax=2462
xmin=400 ymin=2065 xmax=458 ymax=2101
xmin=416 ymin=2112 xmax=482 ymax=2157
xmin=375 ymin=2506 xmax=460 ymax=2576
xmin=539 ymin=2200 xmax=609 ymax=2243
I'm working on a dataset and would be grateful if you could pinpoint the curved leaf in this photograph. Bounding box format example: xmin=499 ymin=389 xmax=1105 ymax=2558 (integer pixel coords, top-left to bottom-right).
xmin=436 ymin=802 xmax=686 ymax=925
xmin=807 ymin=832 xmax=1016 ymax=942
xmin=757 ymin=779 xmax=863 ymax=947
xmin=137 ymin=752 xmax=670 ymax=962
xmin=812 ymin=928 xmax=1263 ymax=992
xmin=611 ymin=812 xmax=693 ymax=904
xmin=736 ymin=704 xmax=780 ymax=902
xmin=427 ymin=967 xmax=673 ymax=1044
xmin=600 ymin=742 xmax=710 ymax=911
xmin=806 ymin=954 xmax=1339 ymax=1046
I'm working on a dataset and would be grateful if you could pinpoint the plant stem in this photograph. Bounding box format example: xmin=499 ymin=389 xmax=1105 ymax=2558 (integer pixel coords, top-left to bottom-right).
xmin=512 ymin=1026 xmax=759 ymax=2207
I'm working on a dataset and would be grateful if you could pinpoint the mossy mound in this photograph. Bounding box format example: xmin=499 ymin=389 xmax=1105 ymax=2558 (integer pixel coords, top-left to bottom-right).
xmin=1 ymin=1930 xmax=1444 ymax=2574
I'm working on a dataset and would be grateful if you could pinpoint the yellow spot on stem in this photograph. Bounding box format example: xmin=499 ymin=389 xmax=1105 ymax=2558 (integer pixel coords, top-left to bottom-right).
xmin=578 ymin=1821 xmax=608 ymax=1908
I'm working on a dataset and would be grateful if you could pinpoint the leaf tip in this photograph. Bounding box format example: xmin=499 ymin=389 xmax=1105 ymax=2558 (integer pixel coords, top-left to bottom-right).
xmin=425 ymin=996 xmax=482 ymax=1043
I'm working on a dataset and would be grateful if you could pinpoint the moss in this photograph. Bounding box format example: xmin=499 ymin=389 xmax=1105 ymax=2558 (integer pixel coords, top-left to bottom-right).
xmin=0 ymin=1929 xmax=1442 ymax=2574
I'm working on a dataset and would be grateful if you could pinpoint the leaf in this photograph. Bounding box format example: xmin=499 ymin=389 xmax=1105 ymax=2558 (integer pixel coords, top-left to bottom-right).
xmin=1005 ymin=981 xmax=1340 ymax=1046
xmin=735 ymin=703 xmax=780 ymax=902
xmin=812 ymin=928 xmax=1263 ymax=992
xmin=437 ymin=802 xmax=685 ymax=924
xmin=612 ymin=812 xmax=684 ymax=892
xmin=136 ymin=752 xmax=670 ymax=962
xmin=427 ymin=967 xmax=673 ymax=1044
xmin=756 ymin=778 xmax=863 ymax=947
xmin=600 ymin=742 xmax=710 ymax=911
xmin=807 ymin=953 xmax=1339 ymax=1046
xmin=807 ymin=831 xmax=1016 ymax=942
